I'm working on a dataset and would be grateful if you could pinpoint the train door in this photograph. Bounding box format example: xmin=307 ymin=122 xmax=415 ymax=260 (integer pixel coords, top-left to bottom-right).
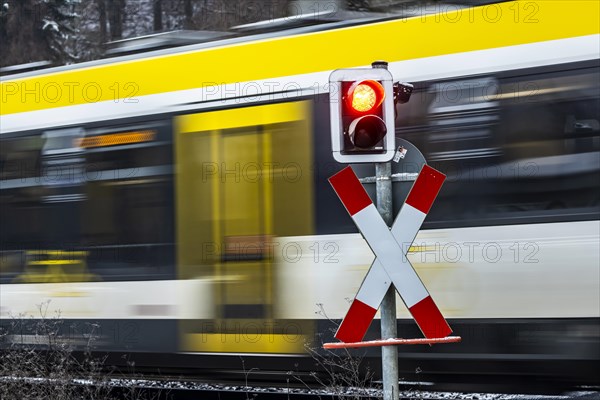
xmin=175 ymin=101 xmax=314 ymax=353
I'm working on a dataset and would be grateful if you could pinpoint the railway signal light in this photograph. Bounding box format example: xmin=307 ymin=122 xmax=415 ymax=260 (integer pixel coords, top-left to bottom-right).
xmin=329 ymin=65 xmax=396 ymax=163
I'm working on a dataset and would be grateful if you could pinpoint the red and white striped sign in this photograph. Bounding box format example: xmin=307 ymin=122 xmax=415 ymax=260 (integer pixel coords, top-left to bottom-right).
xmin=329 ymin=165 xmax=452 ymax=343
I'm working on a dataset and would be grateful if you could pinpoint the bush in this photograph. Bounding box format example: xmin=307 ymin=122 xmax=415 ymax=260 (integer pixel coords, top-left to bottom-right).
xmin=0 ymin=301 xmax=158 ymax=400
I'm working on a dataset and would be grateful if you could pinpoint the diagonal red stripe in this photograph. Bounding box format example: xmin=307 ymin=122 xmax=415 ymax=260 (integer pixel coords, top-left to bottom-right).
xmin=329 ymin=167 xmax=373 ymax=216
xmin=405 ymin=165 xmax=446 ymax=214
xmin=335 ymin=299 xmax=377 ymax=343
xmin=409 ymin=296 xmax=452 ymax=338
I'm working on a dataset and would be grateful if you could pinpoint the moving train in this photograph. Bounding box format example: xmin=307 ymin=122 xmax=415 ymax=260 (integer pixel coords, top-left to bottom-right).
xmin=1 ymin=0 xmax=599 ymax=387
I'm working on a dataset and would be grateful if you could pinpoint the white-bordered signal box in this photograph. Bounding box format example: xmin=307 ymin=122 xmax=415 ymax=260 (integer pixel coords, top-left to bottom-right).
xmin=329 ymin=68 xmax=395 ymax=163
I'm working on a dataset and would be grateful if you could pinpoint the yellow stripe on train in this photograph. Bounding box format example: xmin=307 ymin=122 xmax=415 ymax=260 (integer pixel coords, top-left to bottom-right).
xmin=1 ymin=1 xmax=598 ymax=116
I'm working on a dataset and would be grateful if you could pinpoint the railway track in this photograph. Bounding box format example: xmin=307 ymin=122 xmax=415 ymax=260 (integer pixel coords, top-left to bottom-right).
xmin=112 ymin=385 xmax=600 ymax=400
xmin=3 ymin=375 xmax=599 ymax=400
xmin=109 ymin=381 xmax=600 ymax=400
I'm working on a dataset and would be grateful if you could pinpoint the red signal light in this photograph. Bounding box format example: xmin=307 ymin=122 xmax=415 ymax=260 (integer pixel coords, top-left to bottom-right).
xmin=329 ymin=66 xmax=398 ymax=162
xmin=346 ymin=80 xmax=385 ymax=113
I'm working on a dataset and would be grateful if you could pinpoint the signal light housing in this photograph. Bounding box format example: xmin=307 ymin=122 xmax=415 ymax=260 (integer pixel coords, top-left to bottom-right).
xmin=329 ymin=68 xmax=395 ymax=163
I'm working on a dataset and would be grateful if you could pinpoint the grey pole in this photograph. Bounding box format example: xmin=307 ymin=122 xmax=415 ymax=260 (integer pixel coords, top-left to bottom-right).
xmin=371 ymin=60 xmax=399 ymax=400
xmin=376 ymin=162 xmax=398 ymax=400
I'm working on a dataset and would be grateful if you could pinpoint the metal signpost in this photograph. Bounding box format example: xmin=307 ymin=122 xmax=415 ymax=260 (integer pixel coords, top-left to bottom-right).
xmin=376 ymin=161 xmax=398 ymax=400
xmin=327 ymin=62 xmax=460 ymax=400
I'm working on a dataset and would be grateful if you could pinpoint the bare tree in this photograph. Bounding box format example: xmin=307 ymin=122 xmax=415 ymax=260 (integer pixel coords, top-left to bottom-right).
xmin=183 ymin=0 xmax=193 ymax=29
xmin=153 ymin=0 xmax=162 ymax=32
xmin=96 ymin=0 xmax=108 ymax=43
xmin=0 ymin=0 xmax=76 ymax=67
xmin=107 ymin=0 xmax=125 ymax=40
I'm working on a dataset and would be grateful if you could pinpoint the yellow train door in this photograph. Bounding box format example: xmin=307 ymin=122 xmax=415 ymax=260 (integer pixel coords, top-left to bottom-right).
xmin=175 ymin=101 xmax=314 ymax=353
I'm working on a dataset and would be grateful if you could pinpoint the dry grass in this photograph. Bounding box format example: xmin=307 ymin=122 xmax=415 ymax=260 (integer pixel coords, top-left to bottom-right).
xmin=0 ymin=301 xmax=160 ymax=400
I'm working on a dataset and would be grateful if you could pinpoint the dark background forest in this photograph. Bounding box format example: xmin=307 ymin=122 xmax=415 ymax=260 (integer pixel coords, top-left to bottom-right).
xmin=0 ymin=0 xmax=429 ymax=68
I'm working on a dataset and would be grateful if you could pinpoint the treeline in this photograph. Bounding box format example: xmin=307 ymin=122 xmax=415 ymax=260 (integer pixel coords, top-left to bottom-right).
xmin=0 ymin=0 xmax=442 ymax=68
xmin=0 ymin=0 xmax=293 ymax=67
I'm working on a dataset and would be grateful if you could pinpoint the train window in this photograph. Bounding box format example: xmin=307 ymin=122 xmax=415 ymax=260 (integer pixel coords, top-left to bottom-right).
xmin=81 ymin=177 xmax=174 ymax=281
xmin=0 ymin=121 xmax=175 ymax=283
xmin=42 ymin=128 xmax=83 ymax=155
xmin=0 ymin=134 xmax=43 ymax=180
xmin=395 ymin=64 xmax=600 ymax=228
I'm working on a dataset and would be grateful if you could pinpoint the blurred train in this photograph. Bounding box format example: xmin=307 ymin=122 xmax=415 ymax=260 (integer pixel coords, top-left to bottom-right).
xmin=1 ymin=0 xmax=599 ymax=387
